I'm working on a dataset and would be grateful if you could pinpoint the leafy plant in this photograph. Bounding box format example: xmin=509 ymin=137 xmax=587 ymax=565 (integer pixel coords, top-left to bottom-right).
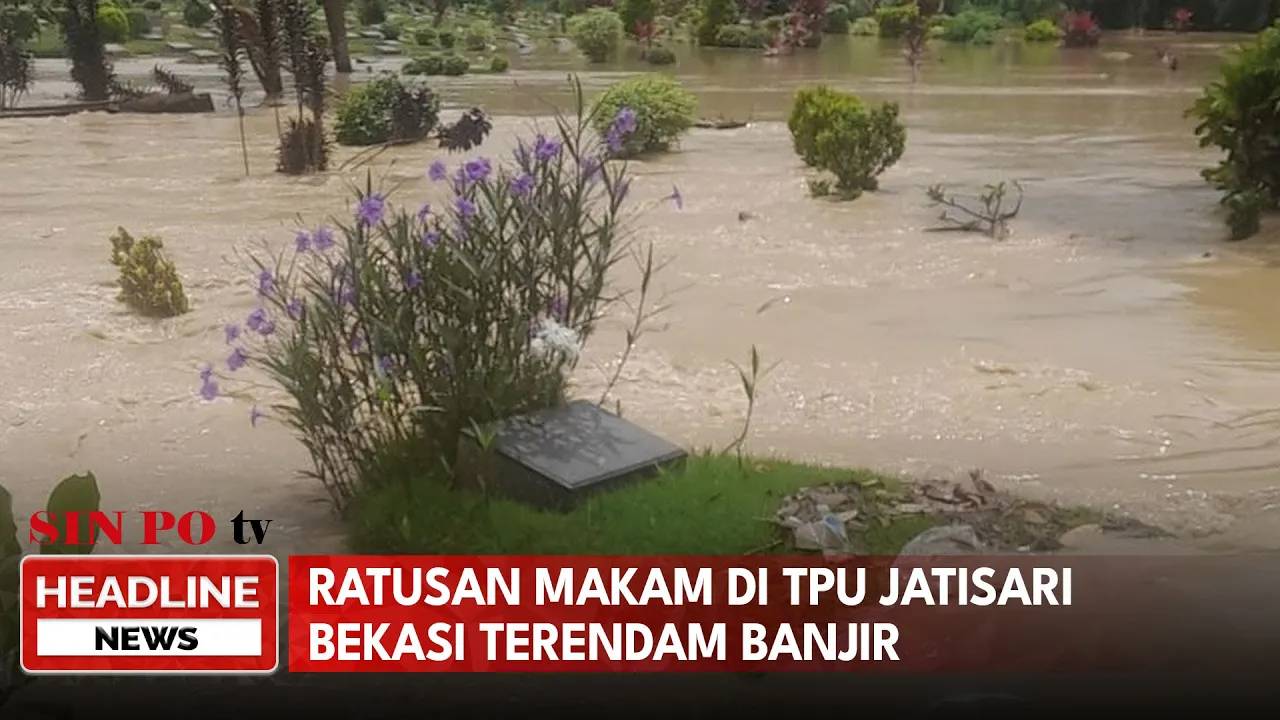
xmin=1189 ymin=22 xmax=1280 ymax=240
xmin=109 ymin=227 xmax=190 ymax=317
xmin=62 ymin=0 xmax=116 ymax=101
xmin=926 ymin=181 xmax=1024 ymax=239
xmin=0 ymin=10 xmax=33 ymax=110
xmin=1061 ymin=9 xmax=1099 ymax=47
xmin=824 ymin=3 xmax=849 ymax=33
xmin=414 ymin=25 xmax=436 ymax=46
xmin=201 ymin=82 xmax=664 ymax=510
xmin=124 ymin=8 xmax=150 ymax=38
xmin=438 ymin=29 xmax=455 ymax=48
xmin=182 ymin=0 xmax=214 ymax=28
xmin=941 ymin=9 xmax=1003 ymax=44
xmin=436 ymin=106 xmax=492 ymax=152
xmin=358 ymin=0 xmax=386 ymax=26
xmin=645 ymin=44 xmax=675 ymax=64
xmin=462 ymin=19 xmax=493 ymax=51
xmin=591 ymin=73 xmax=696 ymax=157
xmin=850 ymin=15 xmax=878 ymax=35
xmin=696 ymin=0 xmax=737 ymax=45
xmin=720 ymin=345 xmax=777 ymax=468
xmin=381 ymin=19 xmax=403 ymax=41
xmin=334 ymin=73 xmax=441 ymax=146
xmin=713 ymin=23 xmax=771 ymax=47
xmin=489 ymin=55 xmax=508 ymax=72
xmin=153 ymin=64 xmax=194 ymax=94
xmin=1023 ymin=17 xmax=1061 ymax=42
xmin=788 ymin=85 xmax=906 ymax=199
xmin=875 ymin=1 xmax=918 ymax=38
xmin=618 ymin=0 xmax=655 ymax=37
xmin=568 ymin=7 xmax=622 ymax=62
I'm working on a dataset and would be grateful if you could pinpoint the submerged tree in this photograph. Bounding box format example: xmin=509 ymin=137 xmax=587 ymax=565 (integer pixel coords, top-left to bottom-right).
xmin=61 ymin=0 xmax=114 ymax=101
xmin=902 ymin=0 xmax=941 ymax=84
xmin=214 ymin=1 xmax=250 ymax=175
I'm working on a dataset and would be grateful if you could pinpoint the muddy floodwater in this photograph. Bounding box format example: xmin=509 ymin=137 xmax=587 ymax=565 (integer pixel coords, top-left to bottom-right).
xmin=5 ymin=33 xmax=1280 ymax=553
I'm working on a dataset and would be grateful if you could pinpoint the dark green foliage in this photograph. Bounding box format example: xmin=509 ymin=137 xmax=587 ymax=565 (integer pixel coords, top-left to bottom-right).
xmin=941 ymin=9 xmax=1003 ymax=44
xmin=109 ymin=227 xmax=190 ymax=317
xmin=334 ymin=73 xmax=441 ymax=145
xmin=462 ymin=19 xmax=493 ymax=51
xmin=789 ymin=85 xmax=906 ymax=199
xmin=62 ymin=0 xmax=116 ymax=101
xmin=438 ymin=29 xmax=455 ymax=48
xmin=152 ymin=64 xmax=193 ymax=93
xmin=414 ymin=25 xmax=436 ymax=45
xmin=846 ymin=0 xmax=871 ymax=18
xmin=713 ymin=23 xmax=772 ymax=47
xmin=568 ymin=8 xmax=622 ymax=62
xmin=489 ymin=0 xmax=514 ymax=21
xmin=95 ymin=3 xmax=129 ymax=43
xmin=182 ymin=0 xmax=214 ymax=27
xmin=592 ymin=73 xmax=697 ymax=156
xmin=489 ymin=54 xmax=508 ymax=72
xmin=403 ymin=53 xmax=443 ymax=74
xmin=124 ymin=8 xmax=150 ymax=38
xmin=1189 ymin=22 xmax=1280 ymax=240
xmin=143 ymin=0 xmax=162 ymax=10
xmin=645 ymin=45 xmax=675 ymax=64
xmin=437 ymin=106 xmax=491 ymax=151
xmin=696 ymin=0 xmax=738 ymax=45
xmin=381 ymin=19 xmax=402 ymax=40
xmin=358 ymin=0 xmax=386 ymax=25
xmin=617 ymin=0 xmax=655 ymax=36
xmin=875 ymin=1 xmax=918 ymax=37
xmin=824 ymin=3 xmax=850 ymax=33
xmin=0 ymin=8 xmax=33 ymax=109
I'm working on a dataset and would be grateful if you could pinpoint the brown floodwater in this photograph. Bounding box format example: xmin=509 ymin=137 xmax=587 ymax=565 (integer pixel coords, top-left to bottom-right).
xmin=4 ymin=32 xmax=1280 ymax=553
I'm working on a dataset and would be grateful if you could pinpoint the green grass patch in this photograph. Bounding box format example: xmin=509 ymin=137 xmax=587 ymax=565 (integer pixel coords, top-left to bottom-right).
xmin=349 ymin=454 xmax=939 ymax=555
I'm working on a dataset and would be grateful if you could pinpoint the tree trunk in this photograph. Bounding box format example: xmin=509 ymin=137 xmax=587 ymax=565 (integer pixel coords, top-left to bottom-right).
xmin=323 ymin=0 xmax=352 ymax=74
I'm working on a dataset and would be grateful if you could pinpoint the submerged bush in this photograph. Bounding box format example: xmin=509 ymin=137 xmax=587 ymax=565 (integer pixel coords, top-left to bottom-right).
xmin=1190 ymin=23 xmax=1280 ymax=240
xmin=414 ymin=26 xmax=436 ymax=46
xmin=109 ymin=227 xmax=189 ymax=317
xmin=941 ymin=9 xmax=1003 ymax=44
xmin=568 ymin=8 xmax=622 ymax=62
xmin=334 ymin=74 xmax=441 ymax=146
xmin=788 ymin=86 xmax=905 ymax=199
xmin=1023 ymin=18 xmax=1061 ymax=43
xmin=200 ymin=93 xmax=669 ymax=510
xmin=850 ymin=16 xmax=878 ymax=35
xmin=696 ymin=0 xmax=738 ymax=46
xmin=646 ymin=45 xmax=676 ymax=65
xmin=713 ymin=24 xmax=771 ymax=48
xmin=875 ymin=2 xmax=918 ymax=38
xmin=438 ymin=29 xmax=455 ymax=48
xmin=489 ymin=55 xmax=509 ymax=73
xmin=592 ymin=73 xmax=696 ymax=157
xmin=96 ymin=4 xmax=130 ymax=44
xmin=824 ymin=4 xmax=850 ymax=34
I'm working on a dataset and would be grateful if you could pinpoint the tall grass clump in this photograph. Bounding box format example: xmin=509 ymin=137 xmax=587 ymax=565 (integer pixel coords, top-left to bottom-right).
xmin=200 ymin=83 xmax=674 ymax=511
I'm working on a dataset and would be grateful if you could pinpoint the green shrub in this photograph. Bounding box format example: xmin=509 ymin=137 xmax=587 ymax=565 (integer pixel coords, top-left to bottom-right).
xmin=404 ymin=55 xmax=443 ymax=75
xmin=874 ymin=2 xmax=917 ymax=38
xmin=414 ymin=26 xmax=437 ymax=46
xmin=201 ymin=96 xmax=642 ymax=510
xmin=646 ymin=45 xmax=676 ymax=65
xmin=96 ymin=4 xmax=130 ymax=43
xmin=824 ymin=4 xmax=850 ymax=34
xmin=788 ymin=86 xmax=905 ymax=199
xmin=438 ymin=30 xmax=456 ymax=48
xmin=489 ymin=55 xmax=509 ymax=73
xmin=1023 ymin=18 xmax=1061 ymax=42
xmin=568 ymin=8 xmax=622 ymax=63
xmin=618 ymin=0 xmax=656 ymax=37
xmin=334 ymin=73 xmax=441 ymax=146
xmin=592 ymin=73 xmax=696 ymax=157
xmin=851 ymin=16 xmax=879 ymax=35
xmin=940 ymin=9 xmax=1003 ymax=44
xmin=125 ymin=8 xmax=151 ymax=38
xmin=713 ymin=24 xmax=771 ymax=48
xmin=463 ymin=19 xmax=494 ymax=51
xmin=143 ymin=0 xmax=162 ymax=10
xmin=358 ymin=0 xmax=387 ymax=26
xmin=847 ymin=0 xmax=872 ymax=18
xmin=696 ymin=0 xmax=738 ymax=45
xmin=109 ymin=227 xmax=189 ymax=317
xmin=381 ymin=20 xmax=403 ymax=41
xmin=181 ymin=0 xmax=213 ymax=28
xmin=1189 ymin=22 xmax=1280 ymax=240
xmin=441 ymin=53 xmax=468 ymax=75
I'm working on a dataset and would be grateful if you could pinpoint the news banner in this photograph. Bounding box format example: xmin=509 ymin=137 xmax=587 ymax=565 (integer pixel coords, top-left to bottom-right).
xmin=10 ymin=507 xmax=1280 ymax=715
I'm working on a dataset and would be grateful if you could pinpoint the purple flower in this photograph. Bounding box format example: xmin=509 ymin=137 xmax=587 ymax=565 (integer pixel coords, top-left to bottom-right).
xmin=246 ymin=307 xmax=268 ymax=333
xmin=312 ymin=226 xmax=335 ymax=252
xmin=287 ymin=298 xmax=305 ymax=320
xmin=227 ymin=347 xmax=248 ymax=372
xmin=613 ymin=107 xmax=637 ymax=135
xmin=224 ymin=324 xmax=240 ymax=344
xmin=294 ymin=230 xmax=312 ymax=253
xmin=549 ymin=295 xmax=567 ymax=321
xmin=250 ymin=405 xmax=266 ymax=427
xmin=455 ymin=197 xmax=477 ymax=219
xmin=463 ymin=157 xmax=492 ymax=183
xmin=533 ymin=134 xmax=561 ymax=161
xmin=606 ymin=128 xmax=625 ymax=154
xmin=377 ymin=355 xmax=395 ymax=376
xmin=510 ymin=173 xmax=535 ymax=197
xmin=405 ymin=271 xmax=423 ymax=290
xmin=666 ymin=184 xmax=683 ymax=210
xmin=348 ymin=333 xmax=364 ymax=353
xmin=257 ymin=269 xmax=275 ymax=297
xmin=199 ymin=363 xmax=213 ymax=382
xmin=582 ymin=156 xmax=602 ymax=182
xmin=422 ymin=230 xmax=441 ymax=249
xmin=417 ymin=202 xmax=432 ymax=222
xmin=199 ymin=376 xmax=218 ymax=401
xmin=338 ymin=284 xmax=357 ymax=307
xmin=356 ymin=194 xmax=386 ymax=228
xmin=428 ymin=160 xmax=447 ymax=181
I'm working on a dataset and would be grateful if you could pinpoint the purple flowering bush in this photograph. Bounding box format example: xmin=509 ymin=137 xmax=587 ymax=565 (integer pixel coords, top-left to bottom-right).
xmin=591 ymin=74 xmax=697 ymax=158
xmin=202 ymin=93 xmax=661 ymax=510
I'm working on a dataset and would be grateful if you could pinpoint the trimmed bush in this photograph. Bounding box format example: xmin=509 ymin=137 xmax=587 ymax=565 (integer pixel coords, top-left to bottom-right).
xmin=824 ymin=4 xmax=850 ymax=34
xmin=592 ymin=73 xmax=696 ymax=157
xmin=696 ymin=0 xmax=738 ymax=46
xmin=489 ymin=55 xmax=509 ymax=73
xmin=403 ymin=55 xmax=443 ymax=75
xmin=181 ymin=0 xmax=213 ymax=28
xmin=568 ymin=8 xmax=622 ymax=63
xmin=414 ymin=26 xmax=437 ymax=46
xmin=1023 ymin=18 xmax=1061 ymax=42
xmin=874 ymin=2 xmax=917 ymax=38
xmin=438 ymin=30 xmax=456 ymax=48
xmin=645 ymin=45 xmax=676 ymax=65
xmin=96 ymin=4 xmax=130 ymax=43
xmin=441 ymin=53 xmax=468 ymax=75
xmin=788 ymin=86 xmax=905 ymax=199
xmin=125 ymin=8 xmax=151 ymax=38
xmin=334 ymin=74 xmax=441 ymax=146
xmin=941 ymin=9 xmax=1003 ymax=45
xmin=463 ymin=19 xmax=494 ymax=51
xmin=358 ymin=0 xmax=387 ymax=26
xmin=1190 ymin=22 xmax=1280 ymax=240
xmin=851 ymin=16 xmax=879 ymax=35
xmin=713 ymin=24 xmax=772 ymax=48
xmin=109 ymin=227 xmax=189 ymax=317
xmin=381 ymin=21 xmax=403 ymax=41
